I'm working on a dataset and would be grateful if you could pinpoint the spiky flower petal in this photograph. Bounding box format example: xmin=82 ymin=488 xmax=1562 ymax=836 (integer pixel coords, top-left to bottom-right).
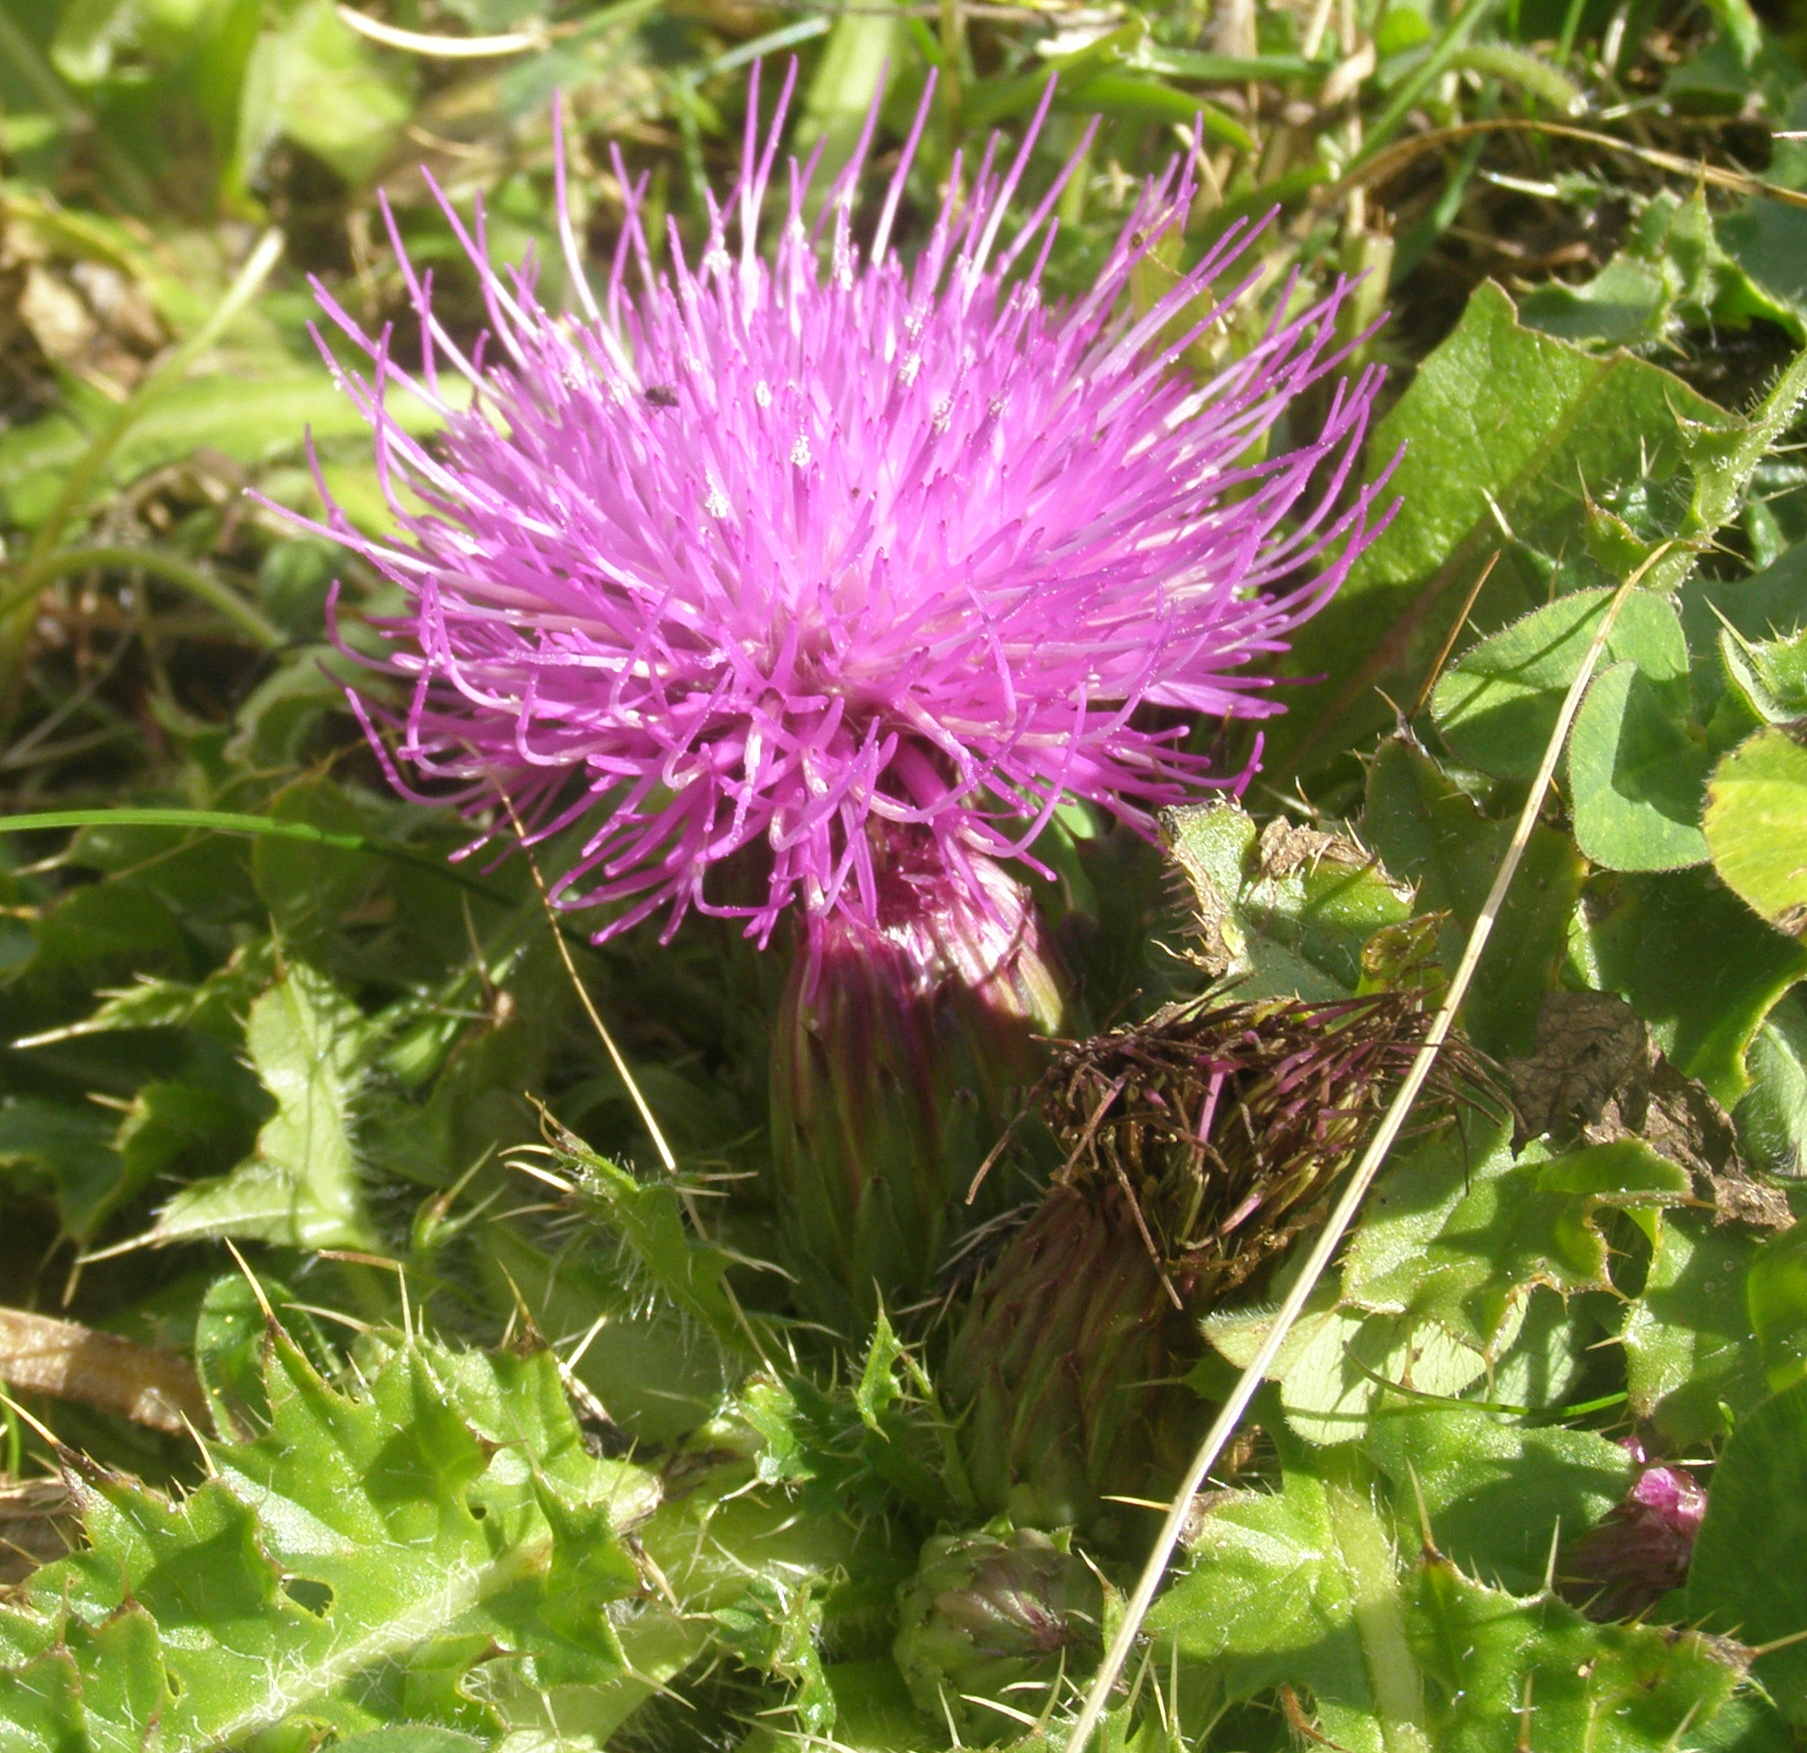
xmin=286 ymin=67 xmax=1392 ymax=950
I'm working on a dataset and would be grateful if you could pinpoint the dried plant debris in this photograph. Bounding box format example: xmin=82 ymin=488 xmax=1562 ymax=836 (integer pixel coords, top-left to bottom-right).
xmin=1508 ymin=991 xmax=1791 ymax=1228
xmin=1037 ymin=992 xmax=1487 ymax=1300
xmin=1507 ymin=990 xmax=1654 ymax=1147
xmin=0 ymin=1479 xmax=73 ymax=1593
xmin=1252 ymin=818 xmax=1368 ymax=882
xmin=0 ymin=1307 xmax=207 ymax=1435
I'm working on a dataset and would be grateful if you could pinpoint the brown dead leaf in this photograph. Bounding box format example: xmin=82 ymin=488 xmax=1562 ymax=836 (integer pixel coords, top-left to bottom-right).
xmin=1509 ymin=991 xmax=1791 ymax=1230
xmin=1506 ymin=990 xmax=1650 ymax=1147
xmin=0 ymin=1477 xmax=73 ymax=1590
xmin=0 ymin=1307 xmax=206 ymax=1435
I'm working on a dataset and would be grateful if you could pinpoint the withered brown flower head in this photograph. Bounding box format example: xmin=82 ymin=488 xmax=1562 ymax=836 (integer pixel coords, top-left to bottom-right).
xmin=1041 ymin=990 xmax=1490 ymax=1302
xmin=946 ymin=990 xmax=1495 ymax=1529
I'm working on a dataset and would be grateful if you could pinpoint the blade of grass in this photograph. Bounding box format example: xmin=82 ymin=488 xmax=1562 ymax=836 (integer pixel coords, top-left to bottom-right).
xmin=1356 ymin=0 xmax=1504 ymax=165
xmin=0 ymin=546 xmax=286 ymax=651
xmin=1065 ymin=548 xmax=1674 ymax=1753
xmin=0 ymin=806 xmax=502 ymax=904
xmin=497 ymin=795 xmax=675 ymax=1179
xmin=0 ymin=8 xmax=157 ymax=210
xmin=333 ymin=6 xmax=551 ymax=56
xmin=1346 ymin=115 xmax=1807 ymax=209
xmin=499 ymin=794 xmax=780 ymax=1373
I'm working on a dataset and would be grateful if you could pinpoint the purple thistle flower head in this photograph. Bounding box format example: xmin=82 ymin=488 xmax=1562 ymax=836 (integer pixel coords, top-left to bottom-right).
xmin=289 ymin=66 xmax=1395 ymax=949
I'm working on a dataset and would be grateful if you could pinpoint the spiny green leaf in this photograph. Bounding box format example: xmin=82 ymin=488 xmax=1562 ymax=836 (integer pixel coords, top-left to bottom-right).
xmin=1519 ymin=188 xmax=1802 ymax=348
xmin=735 ymin=1660 xmax=929 ymax=1753
xmin=708 ymin=1573 xmax=836 ymax=1736
xmin=476 ymin=1219 xmax=741 ymax=1446
xmin=1351 ymin=1138 xmax=1689 ymax=1344
xmin=1410 ymin=1553 xmax=1757 ymax=1751
xmin=1625 ymin=1209 xmax=1777 ymax=1443
xmin=332 ymin=1731 xmax=489 ymax=1753
xmin=563 ymin=1146 xmax=755 ymax=1362
xmin=0 ymin=1331 xmax=660 ymax=1748
xmin=1719 ymin=96 xmax=1807 ymax=333
xmin=193 ymin=1269 xmax=334 ymax=1436
xmin=15 ymin=938 xmax=277 ymax=1045
xmin=1150 ymin=1449 xmax=1761 ymax=1751
xmin=1716 ymin=623 xmax=1807 ymax=726
xmin=1431 ymin=587 xmax=1691 ymax=783
xmin=1362 ymin=1405 xmax=1629 ymax=1594
xmin=1204 ymin=1128 xmax=1686 ymax=1445
xmin=1576 ymin=866 xmax=1807 ymax=1105
xmin=1362 ymin=738 xmax=1585 ymax=1056
xmin=1205 ymin=1294 xmax=1503 ymax=1447
xmin=1688 ymin=1378 xmax=1807 ymax=1726
xmin=1148 ymin=1452 xmax=1395 ymax=1733
xmin=148 ymin=959 xmax=376 ymax=1249
xmin=1567 ymin=661 xmax=1712 ymax=871
xmin=1272 ymin=281 xmax=1739 ymax=778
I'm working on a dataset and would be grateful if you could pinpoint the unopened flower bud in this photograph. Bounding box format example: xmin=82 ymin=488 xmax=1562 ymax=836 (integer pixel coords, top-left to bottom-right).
xmin=1563 ymin=1437 xmax=1706 ymax=1620
xmin=894 ymin=1524 xmax=1102 ymax=1742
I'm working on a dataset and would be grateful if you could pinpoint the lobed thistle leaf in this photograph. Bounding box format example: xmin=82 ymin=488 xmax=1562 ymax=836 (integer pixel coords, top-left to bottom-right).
xmin=139 ymin=960 xmax=376 ymax=1252
xmin=0 ymin=1328 xmax=661 ymax=1748
xmin=1146 ymin=1449 xmax=1769 ymax=1753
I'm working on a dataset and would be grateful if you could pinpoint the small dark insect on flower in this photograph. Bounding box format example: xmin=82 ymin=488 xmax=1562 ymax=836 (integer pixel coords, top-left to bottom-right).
xmin=280 ymin=64 xmax=1397 ymax=957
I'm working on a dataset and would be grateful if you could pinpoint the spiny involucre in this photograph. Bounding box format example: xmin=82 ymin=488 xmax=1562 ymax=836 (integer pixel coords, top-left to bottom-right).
xmin=290 ymin=66 xmax=1395 ymax=950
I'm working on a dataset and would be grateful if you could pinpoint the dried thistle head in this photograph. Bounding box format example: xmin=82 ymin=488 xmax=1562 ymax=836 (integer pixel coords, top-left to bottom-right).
xmin=1041 ymin=991 xmax=1489 ymax=1303
xmin=945 ymin=990 xmax=1495 ymax=1530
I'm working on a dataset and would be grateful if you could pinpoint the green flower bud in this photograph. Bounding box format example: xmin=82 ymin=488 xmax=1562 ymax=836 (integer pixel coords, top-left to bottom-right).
xmin=894 ymin=1524 xmax=1102 ymax=1742
xmin=949 ymin=1171 xmax=1204 ymax=1532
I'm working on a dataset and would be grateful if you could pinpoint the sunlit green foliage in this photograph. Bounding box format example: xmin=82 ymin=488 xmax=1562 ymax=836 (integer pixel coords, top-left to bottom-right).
xmin=4 ymin=0 xmax=1807 ymax=1747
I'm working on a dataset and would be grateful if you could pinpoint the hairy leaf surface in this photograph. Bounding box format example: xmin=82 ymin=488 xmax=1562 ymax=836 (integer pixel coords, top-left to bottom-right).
xmin=0 ymin=1330 xmax=660 ymax=1748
